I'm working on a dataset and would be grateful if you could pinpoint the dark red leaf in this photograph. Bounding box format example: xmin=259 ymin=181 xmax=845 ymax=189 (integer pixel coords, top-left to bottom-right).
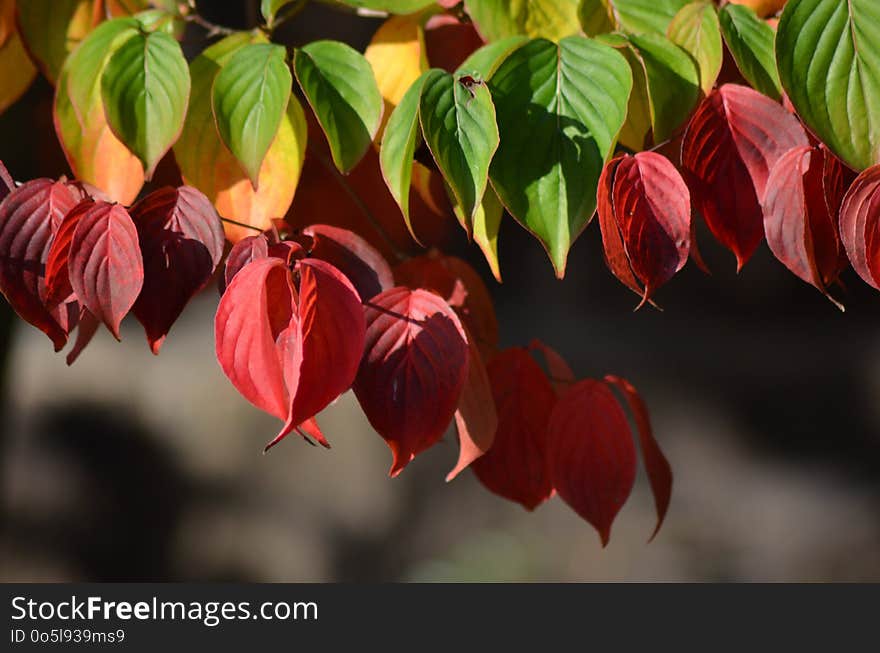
xmin=45 ymin=199 xmax=95 ymax=306
xmin=0 ymin=178 xmax=84 ymax=350
xmin=529 ymin=338 xmax=575 ymax=397
xmin=66 ymin=307 xmax=100 ymax=366
xmin=424 ymin=13 xmax=484 ymax=73
xmin=303 ymin=224 xmax=393 ymax=301
xmin=216 ymin=256 xmax=365 ymax=450
xmin=222 ymin=234 xmax=270 ymax=293
xmin=762 ymin=146 xmax=847 ymax=307
xmin=604 ymin=375 xmax=672 ymax=542
xmin=67 ymin=202 xmax=144 ymax=340
xmin=547 ymin=379 xmax=637 ymax=546
xmin=354 ymin=287 xmax=469 ymax=476
xmin=448 ymin=324 xmax=497 ymax=482
xmin=130 ymin=186 xmax=225 ymax=353
xmin=840 ymin=164 xmax=880 ymax=291
xmin=598 ymin=152 xmax=691 ymax=305
xmin=682 ymin=84 xmax=808 ymax=270
xmin=0 ymin=161 xmax=13 ymax=201
xmin=471 ymin=347 xmax=556 ymax=510
xmin=394 ymin=254 xmax=498 ymax=358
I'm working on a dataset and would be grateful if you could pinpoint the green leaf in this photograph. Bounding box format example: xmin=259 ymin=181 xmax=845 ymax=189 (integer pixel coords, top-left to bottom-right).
xmin=457 ymin=36 xmax=529 ymax=79
xmin=720 ymin=4 xmax=781 ymax=101
xmin=261 ymin=0 xmax=298 ymax=26
xmin=294 ymin=40 xmax=383 ymax=173
xmin=334 ymin=0 xmax=436 ymax=12
xmin=579 ymin=0 xmax=689 ymax=36
xmin=667 ymin=1 xmax=722 ymax=95
xmin=100 ymin=29 xmax=190 ymax=179
xmin=419 ymin=70 xmax=499 ymax=231
xmin=489 ymin=36 xmax=631 ymax=277
xmin=379 ymin=70 xmax=433 ymax=243
xmin=626 ymin=33 xmax=700 ymax=144
xmin=465 ymin=0 xmax=580 ymax=42
xmin=777 ymin=0 xmax=880 ymax=171
xmin=212 ymin=43 xmax=291 ymax=189
xmin=449 ymin=183 xmax=504 ymax=282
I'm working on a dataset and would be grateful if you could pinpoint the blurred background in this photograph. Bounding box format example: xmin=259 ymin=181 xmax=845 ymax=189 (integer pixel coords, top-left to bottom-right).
xmin=1 ymin=0 xmax=880 ymax=582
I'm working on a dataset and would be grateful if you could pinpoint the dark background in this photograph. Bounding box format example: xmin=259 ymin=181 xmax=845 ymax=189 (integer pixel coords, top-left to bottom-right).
xmin=1 ymin=1 xmax=879 ymax=581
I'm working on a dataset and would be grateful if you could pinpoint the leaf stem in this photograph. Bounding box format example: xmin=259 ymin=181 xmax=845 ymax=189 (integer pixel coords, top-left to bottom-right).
xmin=307 ymin=144 xmax=407 ymax=262
xmin=184 ymin=1 xmax=237 ymax=36
xmin=220 ymin=216 xmax=265 ymax=233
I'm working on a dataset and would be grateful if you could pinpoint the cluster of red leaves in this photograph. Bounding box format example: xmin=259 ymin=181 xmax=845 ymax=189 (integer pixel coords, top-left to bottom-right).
xmin=600 ymin=83 xmax=879 ymax=310
xmin=215 ymin=222 xmax=671 ymax=544
xmin=0 ymin=161 xmax=224 ymax=362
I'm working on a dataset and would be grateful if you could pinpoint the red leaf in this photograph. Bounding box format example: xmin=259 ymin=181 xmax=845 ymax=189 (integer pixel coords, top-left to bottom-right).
xmin=598 ymin=152 xmax=691 ymax=305
xmin=394 ymin=254 xmax=498 ymax=358
xmin=67 ymin=202 xmax=144 ymax=340
xmin=223 ymin=234 xmax=270 ymax=293
xmin=682 ymin=84 xmax=808 ymax=270
xmin=840 ymin=164 xmax=880 ymax=291
xmin=762 ymin=146 xmax=847 ymax=307
xmin=0 ymin=178 xmax=84 ymax=350
xmin=424 ymin=14 xmax=484 ymax=73
xmin=0 ymin=161 xmax=13 ymax=200
xmin=471 ymin=347 xmax=556 ymax=510
xmin=354 ymin=287 xmax=469 ymax=476
xmin=547 ymin=379 xmax=637 ymax=546
xmin=130 ymin=186 xmax=225 ymax=353
xmin=604 ymin=375 xmax=672 ymax=542
xmin=303 ymin=224 xmax=392 ymax=301
xmin=45 ymin=199 xmax=95 ymax=306
xmin=448 ymin=324 xmax=497 ymax=482
xmin=529 ymin=338 xmax=575 ymax=397
xmin=66 ymin=307 xmax=100 ymax=366
xmin=216 ymin=256 xmax=365 ymax=450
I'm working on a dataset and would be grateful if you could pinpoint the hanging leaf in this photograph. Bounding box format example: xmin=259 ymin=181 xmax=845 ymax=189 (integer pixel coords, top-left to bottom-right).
xmin=0 ymin=22 xmax=37 ymax=114
xmin=45 ymin=198 xmax=95 ymax=307
xmin=839 ymin=165 xmax=880 ymax=291
xmin=65 ymin=307 xmax=100 ymax=366
xmin=130 ymin=186 xmax=225 ymax=353
xmin=174 ymin=33 xmax=307 ymax=243
xmin=667 ymin=1 xmax=723 ymax=95
xmin=100 ymin=29 xmax=190 ymax=179
xmin=580 ymin=0 xmax=689 ymax=36
xmin=0 ymin=179 xmax=83 ymax=350
xmin=261 ymin=0 xmax=299 ymax=26
xmin=66 ymin=201 xmax=144 ymax=339
xmin=489 ymin=36 xmax=631 ymax=277
xmin=294 ymin=40 xmax=383 ymax=173
xmin=419 ymin=69 xmax=499 ymax=231
xmin=719 ymin=3 xmax=781 ymax=100
xmin=464 ymin=0 xmax=580 ymax=42
xmin=212 ymin=43 xmax=291 ymax=189
xmin=423 ymin=13 xmax=484 ymax=73
xmin=448 ymin=325 xmax=497 ymax=482
xmin=16 ymin=0 xmax=99 ymax=84
xmin=681 ymin=84 xmax=808 ymax=269
xmin=529 ymin=339 xmax=576 ymax=397
xmin=604 ymin=375 xmax=673 ymax=541
xmin=354 ymin=287 xmax=469 ymax=477
xmin=597 ymin=152 xmax=691 ymax=305
xmin=222 ymin=234 xmax=271 ymax=293
xmin=302 ymin=223 xmax=393 ymax=301
xmin=449 ymin=185 xmax=503 ymax=282
xmin=471 ymin=347 xmax=556 ymax=510
xmin=547 ymin=379 xmax=637 ymax=546
xmin=776 ymin=0 xmax=880 ymax=171
xmin=54 ymin=17 xmax=144 ymax=204
xmin=379 ymin=70 xmax=433 ymax=241
xmin=762 ymin=146 xmax=847 ymax=306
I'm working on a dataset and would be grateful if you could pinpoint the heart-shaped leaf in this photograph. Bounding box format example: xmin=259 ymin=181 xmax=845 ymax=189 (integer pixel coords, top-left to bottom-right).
xmin=465 ymin=0 xmax=580 ymax=41
xmin=681 ymin=84 xmax=808 ymax=269
xmin=667 ymin=1 xmax=723 ymax=95
xmin=839 ymin=165 xmax=880 ymax=291
xmin=67 ymin=201 xmax=144 ymax=339
xmin=489 ymin=36 xmax=631 ymax=277
xmin=294 ymin=40 xmax=383 ymax=173
xmin=302 ymin=223 xmax=393 ymax=301
xmin=0 ymin=179 xmax=83 ymax=349
xmin=776 ymin=0 xmax=880 ymax=171
xmin=131 ymin=186 xmax=225 ymax=353
xmin=471 ymin=347 xmax=556 ymax=510
xmin=580 ymin=0 xmax=689 ymax=35
xmin=54 ymin=17 xmax=144 ymax=204
xmin=547 ymin=379 xmax=637 ymax=546
xmin=419 ymin=69 xmax=499 ymax=230
xmin=354 ymin=287 xmax=469 ymax=476
xmin=174 ymin=32 xmax=307 ymax=243
xmin=762 ymin=145 xmax=847 ymax=306
xmin=212 ymin=43 xmax=291 ymax=189
xmin=720 ymin=3 xmax=781 ymax=100
xmin=101 ymin=28 xmax=190 ymax=178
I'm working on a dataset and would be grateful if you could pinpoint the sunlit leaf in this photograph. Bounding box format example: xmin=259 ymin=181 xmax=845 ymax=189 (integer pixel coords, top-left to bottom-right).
xmin=580 ymin=0 xmax=689 ymax=36
xmin=667 ymin=1 xmax=722 ymax=95
xmin=465 ymin=0 xmax=580 ymax=42
xmin=720 ymin=3 xmax=781 ymax=100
